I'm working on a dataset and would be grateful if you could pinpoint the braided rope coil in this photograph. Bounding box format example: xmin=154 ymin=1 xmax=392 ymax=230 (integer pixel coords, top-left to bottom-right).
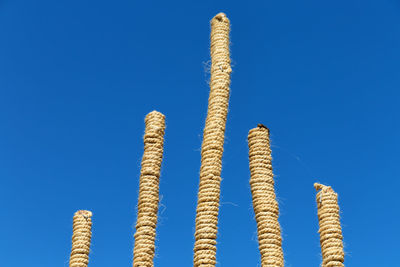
xmin=314 ymin=183 xmax=345 ymax=267
xmin=248 ymin=125 xmax=284 ymax=267
xmin=193 ymin=12 xmax=231 ymax=267
xmin=69 ymin=210 xmax=93 ymax=267
xmin=133 ymin=111 xmax=166 ymax=267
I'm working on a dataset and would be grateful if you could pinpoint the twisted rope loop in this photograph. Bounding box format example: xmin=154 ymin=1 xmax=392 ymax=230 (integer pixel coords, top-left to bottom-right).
xmin=133 ymin=111 xmax=166 ymax=267
xmin=314 ymin=183 xmax=345 ymax=267
xmin=193 ymin=12 xmax=231 ymax=267
xmin=69 ymin=210 xmax=93 ymax=267
xmin=248 ymin=126 xmax=284 ymax=267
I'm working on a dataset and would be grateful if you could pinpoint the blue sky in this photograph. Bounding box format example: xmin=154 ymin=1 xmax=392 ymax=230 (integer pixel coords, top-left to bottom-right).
xmin=1 ymin=0 xmax=399 ymax=266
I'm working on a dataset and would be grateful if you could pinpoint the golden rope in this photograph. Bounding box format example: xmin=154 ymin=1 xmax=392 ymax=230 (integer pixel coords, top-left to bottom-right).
xmin=248 ymin=125 xmax=284 ymax=267
xmin=314 ymin=183 xmax=345 ymax=267
xmin=69 ymin=210 xmax=93 ymax=267
xmin=133 ymin=111 xmax=166 ymax=267
xmin=193 ymin=12 xmax=232 ymax=267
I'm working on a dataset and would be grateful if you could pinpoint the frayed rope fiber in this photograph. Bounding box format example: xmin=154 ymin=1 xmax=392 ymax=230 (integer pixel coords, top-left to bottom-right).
xmin=133 ymin=111 xmax=166 ymax=267
xmin=193 ymin=12 xmax=232 ymax=267
xmin=69 ymin=210 xmax=93 ymax=267
xmin=314 ymin=183 xmax=345 ymax=267
xmin=248 ymin=125 xmax=284 ymax=267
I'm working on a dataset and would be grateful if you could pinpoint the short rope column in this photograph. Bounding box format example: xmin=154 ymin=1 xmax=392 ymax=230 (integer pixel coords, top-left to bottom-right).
xmin=133 ymin=111 xmax=166 ymax=267
xmin=314 ymin=183 xmax=345 ymax=267
xmin=193 ymin=12 xmax=232 ymax=267
xmin=248 ymin=125 xmax=284 ymax=267
xmin=69 ymin=210 xmax=93 ymax=267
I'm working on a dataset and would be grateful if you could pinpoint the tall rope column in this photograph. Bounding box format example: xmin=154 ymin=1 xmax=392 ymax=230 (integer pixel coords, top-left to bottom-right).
xmin=133 ymin=111 xmax=166 ymax=267
xmin=314 ymin=183 xmax=345 ymax=267
xmin=69 ymin=210 xmax=93 ymax=267
xmin=193 ymin=12 xmax=232 ymax=267
xmin=248 ymin=125 xmax=284 ymax=267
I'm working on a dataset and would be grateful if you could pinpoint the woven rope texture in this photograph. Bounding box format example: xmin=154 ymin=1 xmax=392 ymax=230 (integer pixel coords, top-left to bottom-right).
xmin=69 ymin=210 xmax=93 ymax=267
xmin=248 ymin=125 xmax=284 ymax=267
xmin=193 ymin=12 xmax=232 ymax=267
xmin=314 ymin=183 xmax=345 ymax=267
xmin=133 ymin=111 xmax=166 ymax=267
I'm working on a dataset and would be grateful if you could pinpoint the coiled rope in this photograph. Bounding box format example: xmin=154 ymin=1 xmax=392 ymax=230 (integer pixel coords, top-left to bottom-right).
xmin=133 ymin=111 xmax=166 ymax=267
xmin=69 ymin=210 xmax=93 ymax=267
xmin=248 ymin=125 xmax=284 ymax=267
xmin=193 ymin=12 xmax=232 ymax=267
xmin=314 ymin=183 xmax=345 ymax=267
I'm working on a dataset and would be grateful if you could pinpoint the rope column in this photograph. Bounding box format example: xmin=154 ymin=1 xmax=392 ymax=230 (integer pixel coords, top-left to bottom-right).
xmin=193 ymin=12 xmax=232 ymax=267
xmin=314 ymin=183 xmax=345 ymax=267
xmin=69 ymin=210 xmax=93 ymax=267
xmin=248 ymin=125 xmax=284 ymax=267
xmin=133 ymin=111 xmax=166 ymax=267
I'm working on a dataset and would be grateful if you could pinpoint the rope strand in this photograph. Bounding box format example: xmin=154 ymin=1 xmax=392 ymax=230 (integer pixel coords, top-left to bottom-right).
xmin=248 ymin=125 xmax=284 ymax=267
xmin=314 ymin=183 xmax=345 ymax=267
xmin=69 ymin=210 xmax=93 ymax=267
xmin=193 ymin=12 xmax=232 ymax=267
xmin=133 ymin=111 xmax=166 ymax=267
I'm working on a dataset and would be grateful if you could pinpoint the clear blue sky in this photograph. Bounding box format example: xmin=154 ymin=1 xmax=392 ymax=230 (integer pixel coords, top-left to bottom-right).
xmin=1 ymin=1 xmax=399 ymax=266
